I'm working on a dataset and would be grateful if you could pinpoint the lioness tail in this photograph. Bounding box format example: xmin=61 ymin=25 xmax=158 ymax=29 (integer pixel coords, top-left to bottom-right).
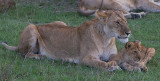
xmin=1 ymin=42 xmax=18 ymax=51
xmin=78 ymin=5 xmax=95 ymax=16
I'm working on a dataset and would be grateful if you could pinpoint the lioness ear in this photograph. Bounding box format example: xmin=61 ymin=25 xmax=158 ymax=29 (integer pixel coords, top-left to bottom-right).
xmin=96 ymin=10 xmax=106 ymax=18
xmin=125 ymin=42 xmax=134 ymax=50
xmin=96 ymin=10 xmax=110 ymax=22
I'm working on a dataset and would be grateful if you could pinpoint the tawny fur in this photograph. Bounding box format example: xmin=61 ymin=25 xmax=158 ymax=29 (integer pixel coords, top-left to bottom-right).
xmin=78 ymin=0 xmax=160 ymax=18
xmin=109 ymin=41 xmax=155 ymax=72
xmin=2 ymin=11 xmax=131 ymax=71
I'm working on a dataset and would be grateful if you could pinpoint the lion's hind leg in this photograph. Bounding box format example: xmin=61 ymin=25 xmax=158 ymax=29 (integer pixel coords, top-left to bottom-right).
xmin=18 ymin=24 xmax=44 ymax=59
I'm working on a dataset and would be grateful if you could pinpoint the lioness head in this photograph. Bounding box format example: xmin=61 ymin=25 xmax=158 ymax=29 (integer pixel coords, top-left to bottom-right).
xmin=125 ymin=41 xmax=143 ymax=62
xmin=96 ymin=10 xmax=131 ymax=43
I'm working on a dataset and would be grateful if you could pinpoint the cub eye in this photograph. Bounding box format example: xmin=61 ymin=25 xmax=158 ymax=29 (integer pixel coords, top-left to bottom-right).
xmin=134 ymin=51 xmax=138 ymax=54
xmin=100 ymin=18 xmax=106 ymax=21
xmin=102 ymin=18 xmax=105 ymax=20
xmin=116 ymin=21 xmax=120 ymax=24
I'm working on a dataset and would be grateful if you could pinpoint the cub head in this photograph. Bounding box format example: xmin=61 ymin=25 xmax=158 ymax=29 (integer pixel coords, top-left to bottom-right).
xmin=96 ymin=10 xmax=131 ymax=43
xmin=125 ymin=41 xmax=143 ymax=62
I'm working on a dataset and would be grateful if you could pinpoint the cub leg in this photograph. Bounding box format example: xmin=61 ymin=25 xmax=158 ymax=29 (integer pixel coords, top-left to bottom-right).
xmin=122 ymin=62 xmax=141 ymax=72
xmin=139 ymin=48 xmax=155 ymax=64
xmin=138 ymin=48 xmax=155 ymax=71
xmin=81 ymin=55 xmax=121 ymax=71
xmin=127 ymin=60 xmax=148 ymax=72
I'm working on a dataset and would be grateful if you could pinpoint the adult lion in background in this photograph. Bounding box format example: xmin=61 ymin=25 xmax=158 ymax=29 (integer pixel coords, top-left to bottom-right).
xmin=78 ymin=0 xmax=160 ymax=19
xmin=0 ymin=0 xmax=16 ymax=12
xmin=2 ymin=10 xmax=131 ymax=71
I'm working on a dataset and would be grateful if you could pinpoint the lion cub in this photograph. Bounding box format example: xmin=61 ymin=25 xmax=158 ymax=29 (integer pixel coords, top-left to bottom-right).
xmin=109 ymin=41 xmax=155 ymax=72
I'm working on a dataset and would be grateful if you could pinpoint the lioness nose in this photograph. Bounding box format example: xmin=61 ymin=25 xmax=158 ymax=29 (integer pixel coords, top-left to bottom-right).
xmin=125 ymin=32 xmax=130 ymax=36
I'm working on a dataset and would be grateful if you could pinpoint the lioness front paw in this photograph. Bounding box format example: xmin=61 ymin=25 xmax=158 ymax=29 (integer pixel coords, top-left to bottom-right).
xmin=131 ymin=13 xmax=141 ymax=19
xmin=140 ymin=12 xmax=147 ymax=17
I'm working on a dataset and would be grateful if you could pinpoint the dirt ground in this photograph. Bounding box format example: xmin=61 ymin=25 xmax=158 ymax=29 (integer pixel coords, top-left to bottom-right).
xmin=17 ymin=0 xmax=81 ymax=12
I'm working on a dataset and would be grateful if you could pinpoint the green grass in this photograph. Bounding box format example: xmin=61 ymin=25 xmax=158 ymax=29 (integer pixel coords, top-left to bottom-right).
xmin=0 ymin=1 xmax=160 ymax=81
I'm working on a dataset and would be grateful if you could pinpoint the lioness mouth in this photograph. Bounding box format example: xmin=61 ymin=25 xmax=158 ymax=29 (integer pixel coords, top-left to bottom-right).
xmin=118 ymin=36 xmax=128 ymax=39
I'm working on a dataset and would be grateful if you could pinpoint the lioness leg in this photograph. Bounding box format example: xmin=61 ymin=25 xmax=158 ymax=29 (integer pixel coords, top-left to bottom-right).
xmin=82 ymin=55 xmax=121 ymax=71
xmin=25 ymin=53 xmax=43 ymax=60
xmin=124 ymin=12 xmax=147 ymax=19
xmin=138 ymin=1 xmax=160 ymax=12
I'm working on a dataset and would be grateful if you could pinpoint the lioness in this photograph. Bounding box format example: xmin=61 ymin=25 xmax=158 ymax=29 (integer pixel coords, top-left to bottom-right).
xmin=78 ymin=0 xmax=160 ymax=18
xmin=109 ymin=41 xmax=155 ymax=72
xmin=2 ymin=10 xmax=131 ymax=71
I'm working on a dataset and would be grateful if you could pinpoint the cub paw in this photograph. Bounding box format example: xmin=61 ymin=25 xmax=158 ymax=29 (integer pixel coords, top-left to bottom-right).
xmin=141 ymin=66 xmax=148 ymax=72
xmin=106 ymin=61 xmax=121 ymax=71
xmin=134 ymin=67 xmax=141 ymax=72
xmin=106 ymin=65 xmax=121 ymax=72
xmin=138 ymin=62 xmax=148 ymax=72
xmin=122 ymin=63 xmax=141 ymax=72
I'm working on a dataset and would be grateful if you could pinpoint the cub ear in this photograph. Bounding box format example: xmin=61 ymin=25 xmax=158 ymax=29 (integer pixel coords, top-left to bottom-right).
xmin=125 ymin=42 xmax=134 ymax=50
xmin=135 ymin=40 xmax=141 ymax=45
